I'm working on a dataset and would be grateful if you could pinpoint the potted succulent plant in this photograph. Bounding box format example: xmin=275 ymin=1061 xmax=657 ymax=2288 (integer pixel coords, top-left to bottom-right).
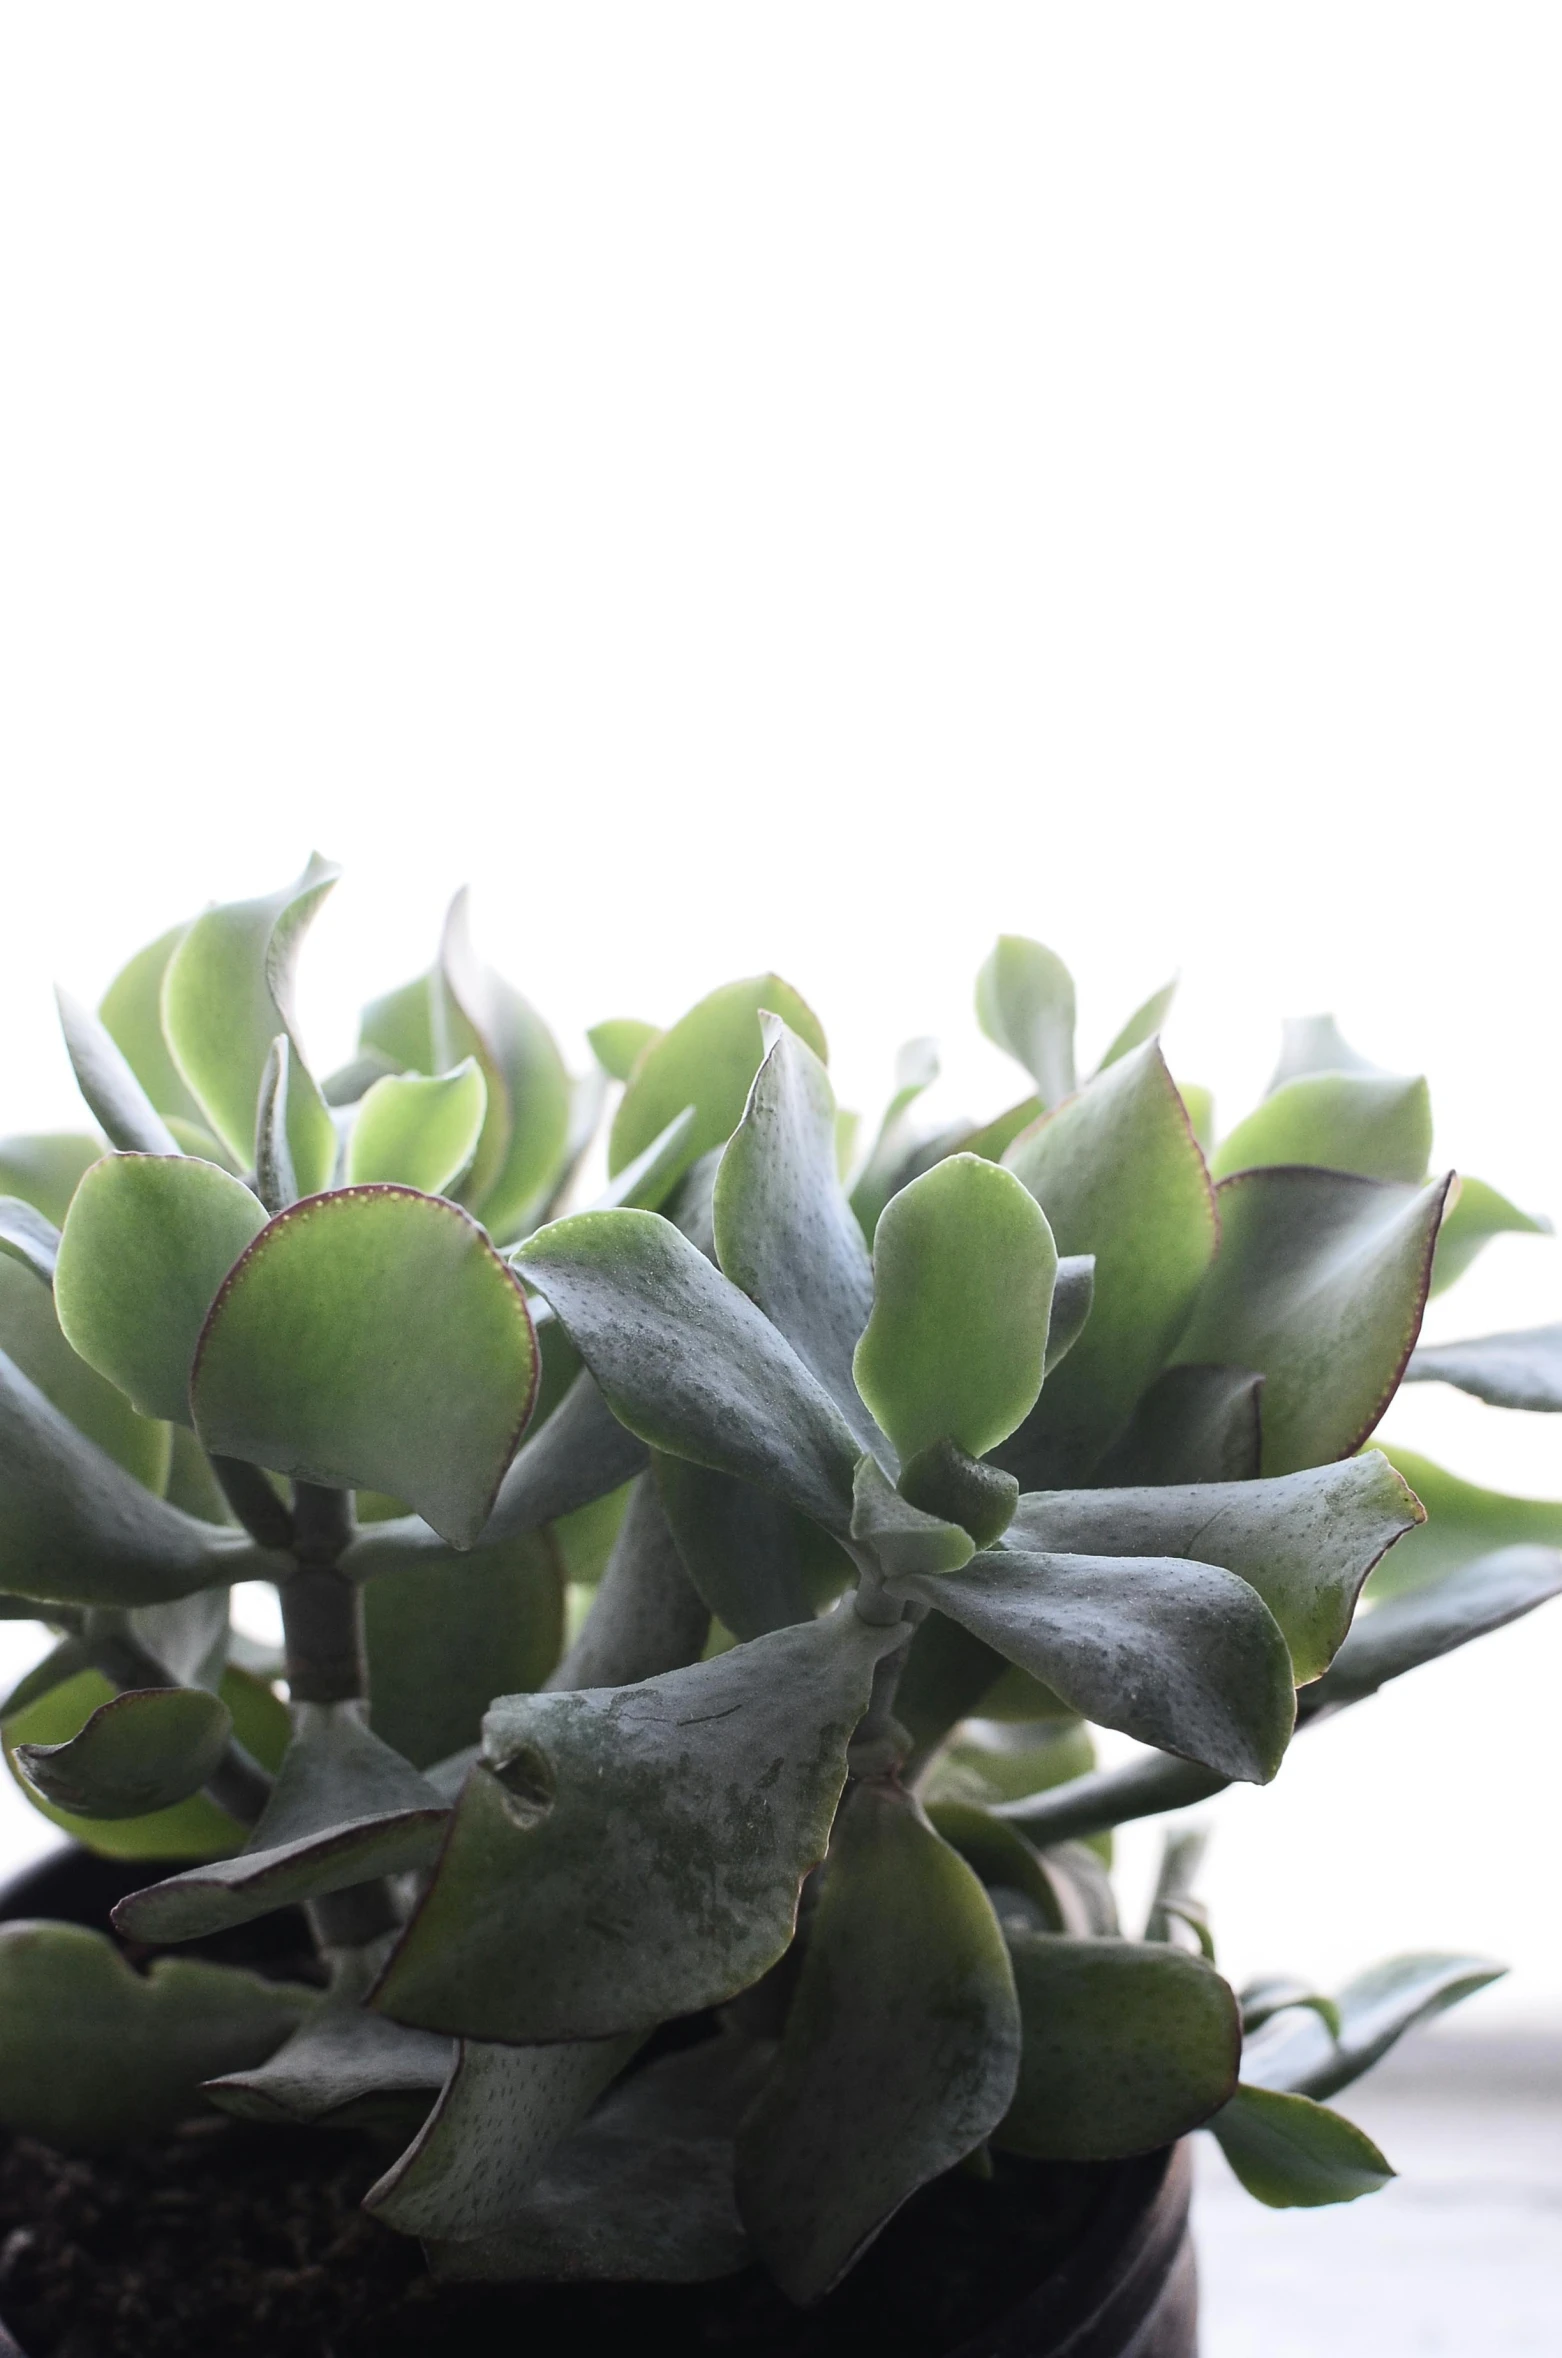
xmin=0 ymin=868 xmax=1555 ymax=2356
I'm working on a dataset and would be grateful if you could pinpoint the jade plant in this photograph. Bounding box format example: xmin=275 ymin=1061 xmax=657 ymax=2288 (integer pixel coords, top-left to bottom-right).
xmin=0 ymin=870 xmax=1556 ymax=2302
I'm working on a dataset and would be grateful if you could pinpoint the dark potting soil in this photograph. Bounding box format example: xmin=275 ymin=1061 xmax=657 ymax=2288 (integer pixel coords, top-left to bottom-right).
xmin=0 ymin=2117 xmax=1104 ymax=2358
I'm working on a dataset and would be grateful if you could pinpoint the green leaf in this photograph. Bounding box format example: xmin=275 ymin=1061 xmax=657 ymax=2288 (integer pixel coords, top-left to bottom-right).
xmin=207 ymin=2004 xmax=452 ymax=2132
xmin=1178 ymin=1083 xmax=1215 ymax=1155
xmin=15 ymin=1684 xmax=233 ymax=1818
xmin=55 ymin=1154 xmax=268 ymax=1426
xmin=997 ymin=1752 xmax=1230 ymax=1850
xmin=113 ymin=1703 xmax=449 ymax=1941
xmin=1171 ymin=1169 xmax=1452 ymax=1475
xmin=1093 ymin=1363 xmax=1263 ymax=1486
xmin=850 ymin=1455 xmax=974 ymax=1580
xmin=0 ymin=1922 xmax=315 ymax=2149
xmin=976 ymin=937 xmax=1077 ymax=1107
xmin=736 ymin=1783 xmax=1021 ymax=2304
xmin=586 ymin=1106 xmax=697 ymax=1216
xmin=1301 ymin=1545 xmax=1562 ymax=1715
xmin=894 ymin=1436 xmax=1019 ymax=1549
xmin=923 ymin=1800 xmax=1072 ymax=1931
xmin=515 ymin=1210 xmax=860 ymax=1536
xmin=371 ymin=1611 xmax=901 ymax=2043
xmin=1043 ymin=1253 xmax=1096 ymax=1374
xmin=364 ymin=1529 xmax=564 ymax=1768
xmin=433 ymin=892 xmax=572 ymax=1240
xmin=653 ymin=1457 xmax=831 ymax=1638
xmin=952 ymin=1096 xmax=1045 ymax=1166
xmin=473 ymin=1368 xmax=648 ymax=1543
xmin=1211 ymin=2084 xmax=1393 ymax=2207
xmin=1212 ymin=1073 xmax=1432 ymax=1184
xmin=1267 ymin=1015 xmax=1379 ymax=1091
xmin=252 ymin=1034 xmax=300 ymax=1213
xmin=997 ymin=1936 xmax=1240 ymax=2159
xmin=1009 ymin=1452 xmax=1423 ymax=1685
xmin=0 ymin=1347 xmax=250 ymax=1607
xmin=1430 ymin=1175 xmax=1551 ymax=1294
xmin=905 ymin=1548 xmax=1295 ymax=1782
xmin=588 ymin=1018 xmax=661 ymax=1082
xmin=609 ymin=975 xmax=828 ymax=1185
xmin=1405 ymin=1321 xmax=1562 ymax=1412
xmin=1240 ymin=1977 xmax=1342 ymax=2038
xmin=0 ymin=1256 xmax=171 ymax=1492
xmin=193 ymin=1187 xmax=538 ymax=1549
xmin=360 ymin=973 xmax=437 ymax=1074
xmin=346 ymin=1060 xmax=487 ymax=1196
xmin=549 ymin=1474 xmax=709 ymax=1688
xmin=98 ymin=924 xmax=206 ymax=1124
xmin=713 ymin=1017 xmax=878 ymax=1451
xmin=366 ymin=2032 xmax=640 ymax=2240
xmin=853 ymin=1156 xmax=1057 ymax=1465
xmin=1372 ymin=1447 xmax=1562 ymax=1595
xmin=1097 ymin=979 xmax=1177 ymax=1073
xmin=0 ymin=1133 xmax=102 ymax=1226
xmin=1242 ymin=1953 xmax=1503 ymax=2103
xmin=162 ymin=856 xmax=340 ymax=1192
xmin=55 ymin=989 xmax=181 ymax=1157
xmin=848 ymin=1037 xmax=939 ymax=1241
xmin=1001 ymin=1044 xmax=1218 ymax=1486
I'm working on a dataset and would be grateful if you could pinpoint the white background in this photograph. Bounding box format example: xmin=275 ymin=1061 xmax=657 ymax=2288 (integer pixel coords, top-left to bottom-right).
xmin=0 ymin=8 xmax=1558 ymax=2018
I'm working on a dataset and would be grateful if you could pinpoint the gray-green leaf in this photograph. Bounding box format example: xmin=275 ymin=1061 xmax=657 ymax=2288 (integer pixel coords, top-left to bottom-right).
xmin=1211 ymin=2083 xmax=1393 ymax=2207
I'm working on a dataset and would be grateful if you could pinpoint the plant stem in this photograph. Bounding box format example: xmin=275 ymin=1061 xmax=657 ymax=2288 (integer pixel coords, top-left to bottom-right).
xmin=279 ymin=1483 xmax=365 ymax=1705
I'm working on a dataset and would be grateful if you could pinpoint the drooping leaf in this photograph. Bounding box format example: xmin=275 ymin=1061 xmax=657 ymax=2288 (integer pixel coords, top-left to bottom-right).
xmin=98 ymin=924 xmax=207 ymax=1124
xmin=366 ymin=2031 xmax=642 ymax=2240
xmin=1301 ymin=1546 xmax=1562 ymax=1717
xmin=713 ymin=1018 xmax=878 ymax=1452
xmin=0 ymin=1922 xmax=315 ymax=2149
xmin=904 ymin=1549 xmax=1294 ymax=1782
xmin=853 ymin=1156 xmax=1057 ymax=1467
xmin=1170 ymin=1169 xmax=1452 ymax=1475
xmin=848 ymin=1037 xmax=939 ymax=1241
xmin=1093 ymin=1363 xmax=1263 ymax=1486
xmin=0 ymin=1196 xmax=60 ymax=1287
xmin=588 ymin=1018 xmax=661 ymax=1082
xmin=1267 ymin=1015 xmax=1379 ymax=1092
xmin=976 ymin=937 xmax=1076 ymax=1107
xmin=372 ymin=1612 xmax=901 ymax=2043
xmin=207 ymin=2004 xmax=451 ymax=2132
xmin=653 ymin=1456 xmax=841 ymax=1638
xmin=996 ymin=1936 xmax=1240 ymax=2159
xmin=16 ymin=1684 xmax=233 ymax=1819
xmin=0 ymin=1256 xmax=171 ymax=1492
xmin=1372 ymin=1446 xmax=1562 ymax=1594
xmin=0 ymin=1348 xmax=254 ymax=1607
xmin=1212 ymin=1074 xmax=1432 ymax=1185
xmin=193 ymin=1187 xmax=538 ymax=1549
xmin=997 ymin=1751 xmax=1229 ymax=1850
xmin=54 ymin=989 xmax=181 ymax=1157
xmin=850 ymin=1456 xmax=974 ymax=1581
xmin=1009 ymin=1452 xmax=1422 ymax=1685
xmin=432 ymin=893 xmax=572 ymax=1239
xmin=548 ymin=1474 xmax=709 ymax=1688
xmin=345 ymin=1060 xmax=488 ymax=1195
xmin=55 ymin=1154 xmax=268 ymax=1425
xmin=515 ymin=1210 xmax=860 ymax=1536
xmin=113 ymin=1704 xmax=449 ymax=1941
xmin=1097 ymin=978 xmax=1177 ymax=1073
xmin=1241 ymin=1953 xmax=1503 ymax=2103
xmin=610 ymin=975 xmax=828 ymax=1185
xmin=162 ymin=857 xmax=339 ymax=1193
xmin=1000 ymin=1044 xmax=1217 ymax=1486
xmin=1405 ymin=1321 xmax=1562 ymax=1412
xmin=737 ymin=1783 xmax=1021 ymax=2304
xmin=364 ymin=1529 xmax=564 ymax=1767
xmin=1430 ymin=1175 xmax=1551 ymax=1294
xmin=0 ymin=1133 xmax=102 ymax=1226
xmin=1211 ymin=2084 xmax=1393 ymax=2207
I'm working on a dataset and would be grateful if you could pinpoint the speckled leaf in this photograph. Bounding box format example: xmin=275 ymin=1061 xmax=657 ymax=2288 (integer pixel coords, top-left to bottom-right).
xmin=372 ymin=1612 xmax=901 ymax=2043
xmin=714 ymin=1018 xmax=878 ymax=1452
xmin=193 ymin=1188 xmax=538 ymax=1548
xmin=55 ymin=989 xmax=181 ymax=1157
xmin=515 ymin=1211 xmax=860 ymax=1536
xmin=55 ymin=1154 xmax=267 ymax=1425
xmin=1171 ymin=1169 xmax=1452 ymax=1476
xmin=1371 ymin=1448 xmax=1562 ymax=1595
xmin=1212 ymin=1074 xmax=1432 ymax=1184
xmin=1301 ymin=1546 xmax=1562 ymax=1716
xmin=113 ymin=1704 xmax=448 ymax=1941
xmin=0 ymin=1256 xmax=171 ymax=1492
xmin=737 ymin=1784 xmax=1020 ymax=2303
xmin=547 ymin=1475 xmax=709 ymax=1689
xmin=346 ymin=1060 xmax=487 ymax=1195
xmin=1010 ymin=1452 xmax=1422 ymax=1685
xmin=906 ymin=1550 xmax=1294 ymax=1782
xmin=1406 ymin=1322 xmax=1562 ymax=1412
xmin=364 ymin=1529 xmax=564 ymax=1767
xmin=207 ymin=2005 xmax=452 ymax=2131
xmin=0 ymin=1134 xmax=102 ymax=1227
xmin=610 ymin=976 xmax=827 ymax=1185
xmin=1211 ymin=2084 xmax=1393 ymax=2207
xmin=997 ymin=1936 xmax=1240 ymax=2159
xmin=1241 ymin=1954 xmax=1503 ymax=2103
xmin=1001 ymin=1044 xmax=1217 ymax=1488
xmin=588 ymin=1018 xmax=661 ymax=1082
xmin=976 ymin=938 xmax=1076 ymax=1107
xmin=0 ymin=1198 xmax=60 ymax=1287
xmin=1430 ymin=1176 xmax=1551 ymax=1294
xmin=16 ymin=1685 xmax=232 ymax=1819
xmin=433 ymin=893 xmax=572 ymax=1240
xmin=0 ymin=1922 xmax=315 ymax=2149
xmin=161 ymin=857 xmax=339 ymax=1192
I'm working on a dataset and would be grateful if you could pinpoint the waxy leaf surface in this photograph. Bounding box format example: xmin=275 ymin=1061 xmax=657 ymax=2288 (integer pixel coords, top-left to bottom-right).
xmin=434 ymin=892 xmax=571 ymax=1239
xmin=1211 ymin=2084 xmax=1393 ymax=2207
xmin=0 ymin=1198 xmax=60 ymax=1288
xmin=587 ymin=1017 xmax=660 ymax=1081
xmin=850 ymin=1456 xmax=974 ymax=1581
xmin=16 ymin=1684 xmax=233 ymax=1819
xmin=473 ymin=1368 xmax=648 ymax=1543
xmin=364 ymin=1528 xmax=564 ymax=1767
xmin=976 ymin=937 xmax=1076 ymax=1106
xmin=346 ymin=1060 xmax=487 ymax=1195
xmin=1241 ymin=1954 xmax=1503 ymax=2103
xmin=0 ymin=1133 xmax=102 ymax=1227
xmin=1093 ymin=1363 xmax=1263 ymax=1487
xmin=193 ymin=1188 xmax=538 ymax=1548
xmin=1430 ymin=1175 xmax=1550 ymax=1294
xmin=653 ymin=1457 xmax=821 ymax=1638
xmin=0 ymin=1256 xmax=171 ymax=1493
xmin=1405 ymin=1322 xmax=1562 ymax=1413
xmin=1212 ymin=1074 xmax=1432 ymax=1184
xmin=1097 ymin=979 xmax=1177 ymax=1072
xmin=610 ymin=975 xmax=827 ymax=1183
xmin=208 ymin=2003 xmax=451 ymax=2132
xmin=98 ymin=924 xmax=207 ymax=1124
xmin=1301 ymin=1545 xmax=1562 ymax=1715
xmin=55 ymin=989 xmax=181 ymax=1157
xmin=848 ymin=1037 xmax=939 ymax=1241
xmin=548 ymin=1474 xmax=709 ymax=1689
xmin=1372 ymin=1446 xmax=1562 ymax=1594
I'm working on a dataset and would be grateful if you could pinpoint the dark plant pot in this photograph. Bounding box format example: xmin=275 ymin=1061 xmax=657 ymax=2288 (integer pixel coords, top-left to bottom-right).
xmin=0 ymin=1846 xmax=1197 ymax=2358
